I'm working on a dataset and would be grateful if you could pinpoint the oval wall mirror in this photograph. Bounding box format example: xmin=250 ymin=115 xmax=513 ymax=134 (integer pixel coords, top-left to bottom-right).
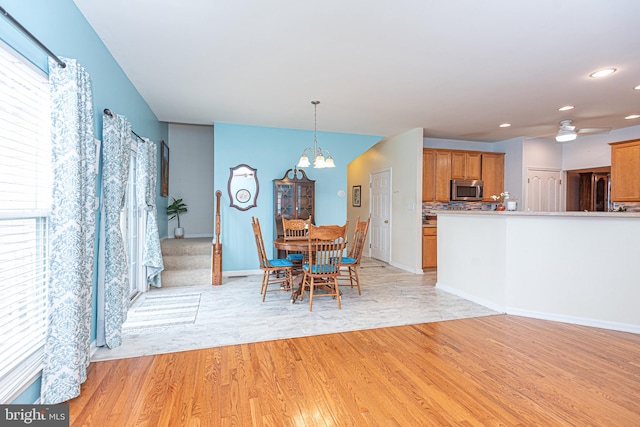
xmin=228 ymin=164 xmax=259 ymax=211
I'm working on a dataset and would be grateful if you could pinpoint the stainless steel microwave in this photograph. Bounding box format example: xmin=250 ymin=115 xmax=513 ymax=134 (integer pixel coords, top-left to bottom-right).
xmin=450 ymin=179 xmax=484 ymax=201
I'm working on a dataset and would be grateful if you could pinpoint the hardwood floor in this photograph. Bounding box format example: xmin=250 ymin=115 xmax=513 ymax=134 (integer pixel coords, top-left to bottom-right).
xmin=69 ymin=315 xmax=640 ymax=426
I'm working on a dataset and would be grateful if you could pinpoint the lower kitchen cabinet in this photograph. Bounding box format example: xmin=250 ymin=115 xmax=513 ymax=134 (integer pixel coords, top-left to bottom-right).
xmin=422 ymin=227 xmax=437 ymax=268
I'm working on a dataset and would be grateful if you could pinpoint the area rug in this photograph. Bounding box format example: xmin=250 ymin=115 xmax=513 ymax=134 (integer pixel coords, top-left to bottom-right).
xmin=121 ymin=292 xmax=201 ymax=333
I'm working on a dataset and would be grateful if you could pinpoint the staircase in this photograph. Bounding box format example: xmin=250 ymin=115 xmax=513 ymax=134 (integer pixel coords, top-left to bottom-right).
xmin=161 ymin=237 xmax=212 ymax=287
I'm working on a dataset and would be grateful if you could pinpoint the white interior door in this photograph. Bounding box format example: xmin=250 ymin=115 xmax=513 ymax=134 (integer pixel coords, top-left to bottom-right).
xmin=370 ymin=169 xmax=391 ymax=262
xmin=526 ymin=168 xmax=563 ymax=212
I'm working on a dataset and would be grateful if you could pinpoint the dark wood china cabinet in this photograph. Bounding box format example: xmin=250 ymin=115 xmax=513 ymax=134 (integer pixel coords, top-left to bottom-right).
xmin=273 ymin=168 xmax=315 ymax=253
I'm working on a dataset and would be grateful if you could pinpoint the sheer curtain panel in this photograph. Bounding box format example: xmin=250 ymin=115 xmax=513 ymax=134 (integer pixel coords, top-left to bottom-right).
xmin=138 ymin=138 xmax=164 ymax=287
xmin=41 ymin=57 xmax=97 ymax=404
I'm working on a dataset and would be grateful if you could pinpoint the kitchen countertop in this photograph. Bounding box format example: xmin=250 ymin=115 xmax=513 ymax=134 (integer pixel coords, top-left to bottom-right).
xmin=433 ymin=210 xmax=640 ymax=218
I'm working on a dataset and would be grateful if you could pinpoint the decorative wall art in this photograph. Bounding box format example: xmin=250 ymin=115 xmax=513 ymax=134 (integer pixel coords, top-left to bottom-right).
xmin=161 ymin=140 xmax=169 ymax=197
xmin=352 ymin=185 xmax=361 ymax=207
xmin=228 ymin=164 xmax=259 ymax=211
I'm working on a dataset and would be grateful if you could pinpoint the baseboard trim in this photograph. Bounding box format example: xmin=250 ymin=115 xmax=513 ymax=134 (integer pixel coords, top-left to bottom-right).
xmin=436 ymin=283 xmax=640 ymax=334
xmin=388 ymin=260 xmax=423 ymax=274
xmin=435 ymin=283 xmax=506 ymax=313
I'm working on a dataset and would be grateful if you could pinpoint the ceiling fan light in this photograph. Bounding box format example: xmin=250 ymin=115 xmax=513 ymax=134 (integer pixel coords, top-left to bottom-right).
xmin=556 ymin=130 xmax=577 ymax=142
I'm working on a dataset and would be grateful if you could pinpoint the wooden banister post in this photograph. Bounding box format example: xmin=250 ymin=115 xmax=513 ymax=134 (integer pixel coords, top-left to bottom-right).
xmin=212 ymin=190 xmax=223 ymax=285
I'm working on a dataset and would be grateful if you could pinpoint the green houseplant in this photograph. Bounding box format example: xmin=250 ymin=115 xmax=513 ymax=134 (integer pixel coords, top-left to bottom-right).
xmin=167 ymin=197 xmax=188 ymax=238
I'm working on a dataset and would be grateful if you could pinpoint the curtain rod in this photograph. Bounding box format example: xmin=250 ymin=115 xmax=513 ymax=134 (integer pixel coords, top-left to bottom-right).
xmin=103 ymin=109 xmax=145 ymax=142
xmin=0 ymin=6 xmax=66 ymax=68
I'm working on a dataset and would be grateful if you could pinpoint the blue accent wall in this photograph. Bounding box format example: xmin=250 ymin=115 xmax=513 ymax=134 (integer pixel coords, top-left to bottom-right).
xmin=1 ymin=0 xmax=168 ymax=403
xmin=213 ymin=123 xmax=381 ymax=271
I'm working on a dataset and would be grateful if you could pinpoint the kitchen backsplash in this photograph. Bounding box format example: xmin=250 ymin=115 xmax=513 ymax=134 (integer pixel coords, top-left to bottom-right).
xmin=423 ymin=200 xmax=640 ymax=216
xmin=422 ymin=201 xmax=492 ymax=216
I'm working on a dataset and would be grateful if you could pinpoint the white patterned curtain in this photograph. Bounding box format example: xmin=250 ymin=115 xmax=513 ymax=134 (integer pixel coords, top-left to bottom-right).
xmin=98 ymin=111 xmax=131 ymax=349
xmin=41 ymin=57 xmax=96 ymax=404
xmin=137 ymin=138 xmax=164 ymax=287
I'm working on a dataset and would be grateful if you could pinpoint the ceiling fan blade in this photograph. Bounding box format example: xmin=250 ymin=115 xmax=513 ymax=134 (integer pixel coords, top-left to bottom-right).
xmin=577 ymin=127 xmax=611 ymax=135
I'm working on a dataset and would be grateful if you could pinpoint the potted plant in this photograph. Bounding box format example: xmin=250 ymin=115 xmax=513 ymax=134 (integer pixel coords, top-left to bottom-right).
xmin=167 ymin=197 xmax=188 ymax=239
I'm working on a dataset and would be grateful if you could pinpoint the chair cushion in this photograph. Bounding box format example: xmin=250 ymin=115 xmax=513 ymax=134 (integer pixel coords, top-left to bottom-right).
xmin=302 ymin=264 xmax=337 ymax=274
xmin=341 ymin=257 xmax=357 ymax=265
xmin=268 ymin=258 xmax=294 ymax=267
xmin=287 ymin=253 xmax=304 ymax=261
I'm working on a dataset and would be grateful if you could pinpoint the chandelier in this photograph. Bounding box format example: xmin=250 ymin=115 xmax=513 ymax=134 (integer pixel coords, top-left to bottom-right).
xmin=297 ymin=100 xmax=335 ymax=168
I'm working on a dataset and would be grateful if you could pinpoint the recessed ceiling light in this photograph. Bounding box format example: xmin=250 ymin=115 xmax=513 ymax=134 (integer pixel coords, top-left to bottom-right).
xmin=558 ymin=105 xmax=574 ymax=111
xmin=589 ymin=68 xmax=617 ymax=78
xmin=635 ymin=85 xmax=640 ymax=90
xmin=499 ymin=123 xmax=511 ymax=128
xmin=625 ymin=114 xmax=640 ymax=120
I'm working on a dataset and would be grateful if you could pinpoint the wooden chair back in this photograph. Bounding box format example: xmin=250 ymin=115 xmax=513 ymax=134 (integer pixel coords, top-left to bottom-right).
xmin=282 ymin=217 xmax=311 ymax=240
xmin=306 ymin=222 xmax=348 ymax=277
xmin=251 ymin=217 xmax=269 ymax=269
xmin=347 ymin=217 xmax=370 ymax=262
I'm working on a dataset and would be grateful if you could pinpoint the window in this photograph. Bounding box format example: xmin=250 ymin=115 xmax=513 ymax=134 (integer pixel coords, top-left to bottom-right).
xmin=0 ymin=41 xmax=51 ymax=403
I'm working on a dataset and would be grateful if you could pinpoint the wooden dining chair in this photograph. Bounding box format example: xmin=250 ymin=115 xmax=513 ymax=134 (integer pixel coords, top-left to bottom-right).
xmin=282 ymin=216 xmax=311 ymax=268
xmin=251 ymin=217 xmax=294 ymax=302
xmin=339 ymin=217 xmax=370 ymax=295
xmin=300 ymin=222 xmax=348 ymax=311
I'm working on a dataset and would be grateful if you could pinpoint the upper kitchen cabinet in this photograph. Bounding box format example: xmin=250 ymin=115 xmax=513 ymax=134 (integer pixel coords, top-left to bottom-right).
xmin=422 ymin=149 xmax=436 ymax=202
xmin=481 ymin=153 xmax=505 ymax=201
xmin=610 ymin=139 xmax=640 ymax=202
xmin=451 ymin=151 xmax=482 ymax=180
xmin=423 ymin=149 xmax=451 ymax=202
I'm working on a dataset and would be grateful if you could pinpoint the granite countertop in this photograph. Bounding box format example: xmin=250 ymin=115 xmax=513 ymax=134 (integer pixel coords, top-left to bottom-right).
xmin=433 ymin=210 xmax=640 ymax=218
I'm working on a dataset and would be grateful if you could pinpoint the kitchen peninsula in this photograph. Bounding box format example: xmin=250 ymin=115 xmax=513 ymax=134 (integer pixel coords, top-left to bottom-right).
xmin=435 ymin=210 xmax=640 ymax=333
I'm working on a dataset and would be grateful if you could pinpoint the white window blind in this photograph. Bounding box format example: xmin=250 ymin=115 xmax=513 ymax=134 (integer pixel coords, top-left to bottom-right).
xmin=0 ymin=40 xmax=51 ymax=403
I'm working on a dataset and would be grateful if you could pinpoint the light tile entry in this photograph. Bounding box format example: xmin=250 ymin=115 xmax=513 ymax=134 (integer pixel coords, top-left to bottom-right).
xmin=92 ymin=258 xmax=498 ymax=361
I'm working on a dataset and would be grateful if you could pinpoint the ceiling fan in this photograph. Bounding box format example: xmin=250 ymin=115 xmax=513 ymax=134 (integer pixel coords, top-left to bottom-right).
xmin=555 ymin=119 xmax=610 ymax=142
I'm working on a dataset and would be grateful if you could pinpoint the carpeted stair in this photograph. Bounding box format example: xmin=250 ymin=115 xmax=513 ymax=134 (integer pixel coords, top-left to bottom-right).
xmin=161 ymin=237 xmax=212 ymax=287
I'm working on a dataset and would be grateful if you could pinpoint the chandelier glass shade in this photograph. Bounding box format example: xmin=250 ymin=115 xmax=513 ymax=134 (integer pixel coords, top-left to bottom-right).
xmin=297 ymin=100 xmax=335 ymax=168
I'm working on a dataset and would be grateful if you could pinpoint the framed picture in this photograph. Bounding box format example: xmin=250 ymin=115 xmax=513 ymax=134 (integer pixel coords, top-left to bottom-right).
xmin=352 ymin=185 xmax=361 ymax=207
xmin=161 ymin=140 xmax=169 ymax=197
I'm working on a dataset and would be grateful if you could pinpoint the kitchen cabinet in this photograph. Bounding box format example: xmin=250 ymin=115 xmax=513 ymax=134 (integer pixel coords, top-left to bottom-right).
xmin=434 ymin=150 xmax=452 ymax=201
xmin=423 ymin=149 xmax=451 ymax=202
xmin=423 ymin=148 xmax=504 ymax=203
xmin=451 ymin=151 xmax=482 ymax=180
xmin=481 ymin=153 xmax=505 ymax=201
xmin=610 ymin=139 xmax=640 ymax=202
xmin=422 ymin=227 xmax=437 ymax=268
xmin=422 ymin=149 xmax=436 ymax=202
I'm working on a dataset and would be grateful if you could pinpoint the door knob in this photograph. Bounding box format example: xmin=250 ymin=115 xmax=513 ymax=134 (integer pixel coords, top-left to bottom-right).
xmin=384 ymin=220 xmax=389 ymax=223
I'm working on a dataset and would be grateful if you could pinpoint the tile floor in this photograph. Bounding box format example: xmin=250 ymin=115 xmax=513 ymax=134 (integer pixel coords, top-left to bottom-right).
xmin=92 ymin=258 xmax=498 ymax=361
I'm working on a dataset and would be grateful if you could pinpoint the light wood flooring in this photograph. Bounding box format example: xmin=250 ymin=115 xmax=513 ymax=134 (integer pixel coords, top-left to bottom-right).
xmin=69 ymin=314 xmax=640 ymax=426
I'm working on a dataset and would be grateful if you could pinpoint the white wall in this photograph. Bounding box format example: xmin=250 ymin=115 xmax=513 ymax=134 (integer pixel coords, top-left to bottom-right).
xmin=167 ymin=123 xmax=215 ymax=237
xmin=349 ymin=128 xmax=423 ymax=272
xmin=437 ymin=212 xmax=640 ymax=333
xmin=562 ymin=124 xmax=640 ymax=170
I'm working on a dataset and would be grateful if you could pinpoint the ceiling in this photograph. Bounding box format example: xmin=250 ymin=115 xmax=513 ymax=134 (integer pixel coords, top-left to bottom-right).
xmin=73 ymin=0 xmax=640 ymax=142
